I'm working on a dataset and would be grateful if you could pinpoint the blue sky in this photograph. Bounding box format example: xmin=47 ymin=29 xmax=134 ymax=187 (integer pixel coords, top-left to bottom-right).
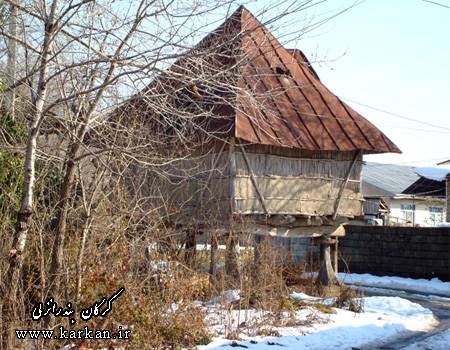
xmin=243 ymin=0 xmax=450 ymax=165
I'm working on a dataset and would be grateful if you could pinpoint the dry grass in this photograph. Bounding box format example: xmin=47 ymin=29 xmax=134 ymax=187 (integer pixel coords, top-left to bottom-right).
xmin=70 ymin=238 xmax=214 ymax=350
xmin=1 ymin=207 xmax=363 ymax=350
xmin=333 ymin=285 xmax=364 ymax=313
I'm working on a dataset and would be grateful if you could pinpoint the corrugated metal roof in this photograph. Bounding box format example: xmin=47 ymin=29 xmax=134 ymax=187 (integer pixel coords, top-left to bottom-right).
xmin=416 ymin=165 xmax=450 ymax=181
xmin=362 ymin=162 xmax=419 ymax=196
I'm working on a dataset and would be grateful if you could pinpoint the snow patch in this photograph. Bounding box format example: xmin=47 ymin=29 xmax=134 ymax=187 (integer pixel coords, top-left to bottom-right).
xmin=200 ymin=295 xmax=437 ymax=350
xmin=338 ymin=273 xmax=450 ymax=297
xmin=290 ymin=291 xmax=322 ymax=302
xmin=363 ymin=296 xmax=434 ymax=331
xmin=207 ymin=290 xmax=240 ymax=305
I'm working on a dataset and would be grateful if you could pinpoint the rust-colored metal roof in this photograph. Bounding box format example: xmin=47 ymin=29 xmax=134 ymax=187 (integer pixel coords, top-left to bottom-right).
xmin=121 ymin=6 xmax=400 ymax=155
xmin=233 ymin=7 xmax=400 ymax=154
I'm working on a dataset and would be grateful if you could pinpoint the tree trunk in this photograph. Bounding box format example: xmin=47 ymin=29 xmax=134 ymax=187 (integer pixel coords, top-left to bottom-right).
xmin=75 ymin=215 xmax=92 ymax=303
xmin=332 ymin=238 xmax=339 ymax=274
xmin=45 ymin=5 xmax=142 ymax=306
xmin=225 ymin=234 xmax=240 ymax=280
xmin=184 ymin=229 xmax=197 ymax=268
xmin=46 ymin=142 xmax=81 ymax=303
xmin=253 ymin=234 xmax=267 ymax=277
xmin=1 ymin=1 xmax=61 ymax=346
xmin=43 ymin=139 xmax=85 ymax=330
xmin=4 ymin=0 xmax=17 ymax=118
xmin=209 ymin=234 xmax=218 ymax=286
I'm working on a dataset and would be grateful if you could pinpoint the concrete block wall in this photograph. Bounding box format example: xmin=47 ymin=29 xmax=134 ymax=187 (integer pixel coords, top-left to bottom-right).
xmin=340 ymin=225 xmax=450 ymax=281
xmin=254 ymin=235 xmax=319 ymax=264
xmin=446 ymin=175 xmax=450 ymax=222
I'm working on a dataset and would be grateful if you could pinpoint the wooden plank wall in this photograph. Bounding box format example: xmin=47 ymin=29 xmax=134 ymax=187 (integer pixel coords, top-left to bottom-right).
xmin=129 ymin=147 xmax=232 ymax=223
xmin=233 ymin=146 xmax=363 ymax=216
xmin=138 ymin=143 xmax=364 ymax=222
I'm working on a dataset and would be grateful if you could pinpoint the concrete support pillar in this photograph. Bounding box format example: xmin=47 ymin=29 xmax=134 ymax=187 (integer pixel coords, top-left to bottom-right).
xmin=318 ymin=236 xmax=337 ymax=286
xmin=331 ymin=237 xmax=339 ymax=274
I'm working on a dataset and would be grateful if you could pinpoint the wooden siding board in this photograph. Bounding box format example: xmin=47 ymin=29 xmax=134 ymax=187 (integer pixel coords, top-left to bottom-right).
xmin=232 ymin=149 xmax=363 ymax=216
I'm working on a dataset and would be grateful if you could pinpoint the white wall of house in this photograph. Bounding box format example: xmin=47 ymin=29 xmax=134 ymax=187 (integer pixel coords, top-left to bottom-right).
xmin=386 ymin=197 xmax=446 ymax=227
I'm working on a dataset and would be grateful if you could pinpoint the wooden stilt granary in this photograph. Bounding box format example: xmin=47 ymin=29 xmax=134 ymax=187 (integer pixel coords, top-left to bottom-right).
xmin=115 ymin=6 xmax=401 ymax=282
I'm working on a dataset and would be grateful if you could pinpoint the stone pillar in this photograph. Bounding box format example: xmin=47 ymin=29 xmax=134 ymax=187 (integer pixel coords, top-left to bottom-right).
xmin=332 ymin=237 xmax=339 ymax=274
xmin=318 ymin=235 xmax=337 ymax=286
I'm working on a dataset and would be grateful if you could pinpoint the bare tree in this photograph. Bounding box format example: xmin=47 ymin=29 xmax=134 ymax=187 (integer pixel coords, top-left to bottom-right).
xmin=2 ymin=1 xmax=61 ymax=345
xmin=0 ymin=0 xmax=358 ymax=347
xmin=3 ymin=0 xmax=18 ymax=117
xmin=0 ymin=0 xmax=250 ymax=343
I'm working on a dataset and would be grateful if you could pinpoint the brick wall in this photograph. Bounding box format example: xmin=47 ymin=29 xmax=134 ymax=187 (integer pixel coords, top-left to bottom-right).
xmin=339 ymin=225 xmax=450 ymax=281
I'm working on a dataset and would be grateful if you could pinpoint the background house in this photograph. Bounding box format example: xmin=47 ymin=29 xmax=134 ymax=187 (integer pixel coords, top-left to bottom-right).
xmin=440 ymin=160 xmax=450 ymax=222
xmin=362 ymin=162 xmax=446 ymax=226
xmin=415 ymin=161 xmax=450 ymax=224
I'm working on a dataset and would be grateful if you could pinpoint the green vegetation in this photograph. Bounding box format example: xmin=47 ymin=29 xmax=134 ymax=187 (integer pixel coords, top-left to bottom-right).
xmin=0 ymin=113 xmax=26 ymax=231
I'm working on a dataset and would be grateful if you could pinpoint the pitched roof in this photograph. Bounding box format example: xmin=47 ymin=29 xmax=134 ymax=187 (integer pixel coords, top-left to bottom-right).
xmin=122 ymin=6 xmax=401 ymax=154
xmin=234 ymin=7 xmax=400 ymax=153
xmin=403 ymin=177 xmax=446 ymax=197
xmin=416 ymin=165 xmax=450 ymax=181
xmin=362 ymin=162 xmax=419 ymax=196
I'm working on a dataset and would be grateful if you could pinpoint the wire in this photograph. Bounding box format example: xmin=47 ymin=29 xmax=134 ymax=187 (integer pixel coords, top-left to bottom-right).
xmin=379 ymin=125 xmax=450 ymax=134
xmin=421 ymin=0 xmax=450 ymax=9
xmin=364 ymin=157 xmax=450 ymax=165
xmin=364 ymin=158 xmax=450 ymax=168
xmin=340 ymin=97 xmax=450 ymax=131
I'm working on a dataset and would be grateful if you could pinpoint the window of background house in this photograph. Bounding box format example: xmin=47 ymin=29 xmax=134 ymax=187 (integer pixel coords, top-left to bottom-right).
xmin=428 ymin=206 xmax=443 ymax=226
xmin=400 ymin=204 xmax=415 ymax=224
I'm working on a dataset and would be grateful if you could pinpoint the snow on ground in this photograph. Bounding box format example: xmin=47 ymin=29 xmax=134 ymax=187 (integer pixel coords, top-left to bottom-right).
xmin=338 ymin=273 xmax=450 ymax=297
xmin=360 ymin=286 xmax=450 ymax=304
xmin=199 ymin=294 xmax=437 ymax=350
xmin=206 ymin=290 xmax=241 ymax=305
xmin=402 ymin=328 xmax=450 ymax=350
xmin=290 ymin=291 xmax=323 ymax=302
xmin=196 ymin=243 xmax=253 ymax=251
